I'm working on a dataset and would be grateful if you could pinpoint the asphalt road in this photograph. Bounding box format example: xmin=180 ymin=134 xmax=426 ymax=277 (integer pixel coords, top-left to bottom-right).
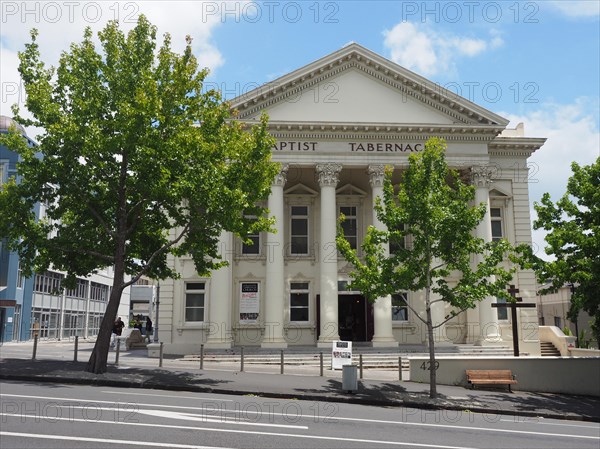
xmin=1 ymin=381 xmax=598 ymax=449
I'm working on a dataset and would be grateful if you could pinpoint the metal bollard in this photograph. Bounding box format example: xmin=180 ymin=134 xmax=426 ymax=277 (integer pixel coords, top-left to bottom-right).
xmin=74 ymin=336 xmax=79 ymax=362
xmin=319 ymin=351 xmax=323 ymax=376
xmin=159 ymin=342 xmax=164 ymax=367
xmin=200 ymin=344 xmax=204 ymax=370
xmin=399 ymin=356 xmax=402 ymax=381
xmin=240 ymin=347 xmax=244 ymax=372
xmin=115 ymin=340 xmax=120 ymax=366
xmin=32 ymin=335 xmax=38 ymax=360
xmin=280 ymin=349 xmax=284 ymax=375
xmin=359 ymin=354 xmax=363 ymax=379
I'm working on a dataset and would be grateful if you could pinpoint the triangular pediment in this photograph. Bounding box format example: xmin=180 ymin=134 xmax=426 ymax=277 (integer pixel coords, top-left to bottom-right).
xmin=336 ymin=184 xmax=367 ymax=196
xmin=285 ymin=183 xmax=318 ymax=196
xmin=489 ymin=188 xmax=510 ymax=198
xmin=231 ymin=43 xmax=508 ymax=128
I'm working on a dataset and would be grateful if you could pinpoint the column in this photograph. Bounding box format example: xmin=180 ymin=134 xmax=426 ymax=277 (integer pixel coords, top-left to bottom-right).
xmin=316 ymin=163 xmax=342 ymax=347
xmin=368 ymin=165 xmax=398 ymax=347
xmin=471 ymin=166 xmax=501 ymax=345
xmin=205 ymin=231 xmax=233 ymax=349
xmin=262 ymin=165 xmax=288 ymax=348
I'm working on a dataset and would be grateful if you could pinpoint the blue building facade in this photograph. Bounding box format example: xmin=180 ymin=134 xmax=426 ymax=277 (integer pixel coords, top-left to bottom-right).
xmin=1 ymin=116 xmax=129 ymax=342
xmin=0 ymin=116 xmax=38 ymax=342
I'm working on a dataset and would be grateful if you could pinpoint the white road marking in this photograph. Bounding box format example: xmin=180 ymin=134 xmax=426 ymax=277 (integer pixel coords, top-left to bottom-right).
xmin=0 ymin=393 xmax=306 ymax=429
xmin=136 ymin=408 xmax=307 ymax=429
xmin=2 ymin=392 xmax=597 ymax=441
xmin=0 ymin=414 xmax=477 ymax=449
xmin=500 ymin=419 xmax=600 ymax=429
xmin=327 ymin=415 xmax=600 ymax=440
xmin=0 ymin=431 xmax=233 ymax=449
xmin=0 ymin=393 xmax=240 ymax=414
xmin=61 ymin=404 xmax=308 ymax=429
xmin=100 ymin=390 xmax=233 ymax=401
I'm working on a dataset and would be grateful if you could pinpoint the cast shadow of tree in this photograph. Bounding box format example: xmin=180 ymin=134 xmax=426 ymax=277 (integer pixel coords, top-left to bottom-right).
xmin=0 ymin=358 xmax=233 ymax=389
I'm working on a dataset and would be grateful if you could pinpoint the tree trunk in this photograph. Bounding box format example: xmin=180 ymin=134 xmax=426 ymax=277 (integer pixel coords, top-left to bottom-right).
xmin=86 ymin=281 xmax=124 ymax=374
xmin=87 ymin=153 xmax=129 ymax=374
xmin=424 ymin=248 xmax=437 ymax=399
xmin=425 ymin=291 xmax=437 ymax=398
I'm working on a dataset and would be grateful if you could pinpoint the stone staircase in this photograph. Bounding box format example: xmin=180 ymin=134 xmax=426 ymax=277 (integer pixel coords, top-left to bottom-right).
xmin=540 ymin=341 xmax=561 ymax=357
xmin=180 ymin=344 xmax=516 ymax=368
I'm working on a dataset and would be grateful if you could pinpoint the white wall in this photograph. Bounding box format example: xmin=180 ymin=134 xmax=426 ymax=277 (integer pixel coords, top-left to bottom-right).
xmin=409 ymin=356 xmax=600 ymax=396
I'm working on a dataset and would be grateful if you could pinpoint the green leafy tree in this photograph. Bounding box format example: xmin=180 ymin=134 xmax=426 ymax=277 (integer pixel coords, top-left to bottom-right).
xmin=337 ymin=138 xmax=521 ymax=398
xmin=532 ymin=158 xmax=600 ymax=347
xmin=0 ymin=16 xmax=278 ymax=373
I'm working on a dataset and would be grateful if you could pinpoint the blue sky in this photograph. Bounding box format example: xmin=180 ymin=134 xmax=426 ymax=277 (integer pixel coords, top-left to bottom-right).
xmin=1 ymin=1 xmax=599 ymax=258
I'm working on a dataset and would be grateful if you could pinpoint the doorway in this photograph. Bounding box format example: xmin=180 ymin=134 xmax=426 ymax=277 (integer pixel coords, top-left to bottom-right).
xmin=338 ymin=295 xmax=374 ymax=342
xmin=0 ymin=308 xmax=5 ymax=343
xmin=315 ymin=294 xmax=374 ymax=342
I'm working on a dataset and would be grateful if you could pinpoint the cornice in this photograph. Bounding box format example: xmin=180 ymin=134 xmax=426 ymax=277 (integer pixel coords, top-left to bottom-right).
xmin=489 ymin=137 xmax=547 ymax=156
xmin=230 ymin=43 xmax=509 ymax=127
xmin=242 ymin=120 xmax=504 ymax=142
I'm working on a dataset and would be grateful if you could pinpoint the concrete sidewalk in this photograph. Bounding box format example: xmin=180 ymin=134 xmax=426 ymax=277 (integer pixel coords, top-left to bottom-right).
xmin=1 ymin=341 xmax=599 ymax=423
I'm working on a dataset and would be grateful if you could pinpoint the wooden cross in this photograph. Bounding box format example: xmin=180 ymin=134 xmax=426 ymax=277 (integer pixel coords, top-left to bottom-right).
xmin=492 ymin=285 xmax=536 ymax=357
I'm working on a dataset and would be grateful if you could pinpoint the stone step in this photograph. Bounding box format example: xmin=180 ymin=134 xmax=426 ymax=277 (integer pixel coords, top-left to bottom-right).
xmin=540 ymin=342 xmax=561 ymax=357
xmin=181 ymin=349 xmax=518 ymax=366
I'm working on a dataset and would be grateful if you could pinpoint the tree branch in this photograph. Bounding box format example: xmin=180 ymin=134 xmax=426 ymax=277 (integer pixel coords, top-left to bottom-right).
xmin=432 ymin=262 xmax=446 ymax=270
xmin=124 ymin=199 xmax=146 ymax=237
xmin=87 ymin=202 xmax=116 ymax=238
xmin=62 ymin=247 xmax=115 ymax=264
xmin=432 ymin=307 xmax=469 ymax=329
xmin=121 ymin=222 xmax=191 ymax=290
xmin=404 ymin=301 xmax=429 ymax=326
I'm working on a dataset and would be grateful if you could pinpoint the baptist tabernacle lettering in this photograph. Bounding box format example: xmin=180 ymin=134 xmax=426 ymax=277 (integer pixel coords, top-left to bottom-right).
xmin=272 ymin=142 xmax=318 ymax=151
xmin=272 ymin=141 xmax=424 ymax=152
xmin=349 ymin=142 xmax=423 ymax=152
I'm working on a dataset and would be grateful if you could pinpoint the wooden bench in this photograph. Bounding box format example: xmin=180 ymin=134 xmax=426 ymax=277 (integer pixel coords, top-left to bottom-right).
xmin=466 ymin=370 xmax=517 ymax=392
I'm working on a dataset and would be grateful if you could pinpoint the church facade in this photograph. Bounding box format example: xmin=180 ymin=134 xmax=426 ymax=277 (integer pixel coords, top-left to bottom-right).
xmin=159 ymin=44 xmax=545 ymax=355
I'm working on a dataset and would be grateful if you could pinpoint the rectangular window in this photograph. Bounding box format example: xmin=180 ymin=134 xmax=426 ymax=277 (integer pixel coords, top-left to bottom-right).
xmin=66 ymin=279 xmax=88 ymax=299
xmin=554 ymin=316 xmax=561 ymax=328
xmin=339 ymin=206 xmax=358 ymax=250
xmin=242 ymin=217 xmax=260 ymax=255
xmin=185 ymin=282 xmax=206 ymax=322
xmin=12 ymin=304 xmax=21 ymax=340
xmin=496 ymin=297 xmax=508 ymax=320
xmin=90 ymin=282 xmax=109 ymax=302
xmin=490 ymin=208 xmax=503 ymax=242
xmin=290 ymin=282 xmax=309 ymax=322
xmin=290 ymin=206 xmax=309 ymax=255
xmin=392 ymin=293 xmax=409 ymax=321
xmin=16 ymin=261 xmax=23 ymax=289
xmin=34 ymin=271 xmax=64 ymax=294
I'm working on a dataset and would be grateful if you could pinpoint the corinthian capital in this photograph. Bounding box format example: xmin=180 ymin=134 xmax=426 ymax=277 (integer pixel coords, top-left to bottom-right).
xmin=470 ymin=165 xmax=495 ymax=188
xmin=316 ymin=163 xmax=342 ymax=187
xmin=367 ymin=165 xmax=386 ymax=188
xmin=273 ymin=164 xmax=289 ymax=187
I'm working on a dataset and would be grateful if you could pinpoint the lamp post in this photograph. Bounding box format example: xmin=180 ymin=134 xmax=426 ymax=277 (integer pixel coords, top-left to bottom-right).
xmin=153 ymin=282 xmax=160 ymax=343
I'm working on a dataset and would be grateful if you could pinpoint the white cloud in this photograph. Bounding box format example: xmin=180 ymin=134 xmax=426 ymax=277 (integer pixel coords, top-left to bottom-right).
xmin=500 ymin=98 xmax=600 ymax=260
xmin=383 ymin=22 xmax=502 ymax=76
xmin=0 ymin=1 xmax=229 ymax=136
xmin=547 ymin=1 xmax=600 ymax=18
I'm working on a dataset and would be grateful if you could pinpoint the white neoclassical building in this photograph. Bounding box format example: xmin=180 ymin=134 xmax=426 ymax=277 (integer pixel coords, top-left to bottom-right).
xmin=159 ymin=43 xmax=545 ymax=355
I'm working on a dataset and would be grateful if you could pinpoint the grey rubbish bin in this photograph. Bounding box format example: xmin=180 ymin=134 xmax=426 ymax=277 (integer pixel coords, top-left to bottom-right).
xmin=342 ymin=364 xmax=358 ymax=393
